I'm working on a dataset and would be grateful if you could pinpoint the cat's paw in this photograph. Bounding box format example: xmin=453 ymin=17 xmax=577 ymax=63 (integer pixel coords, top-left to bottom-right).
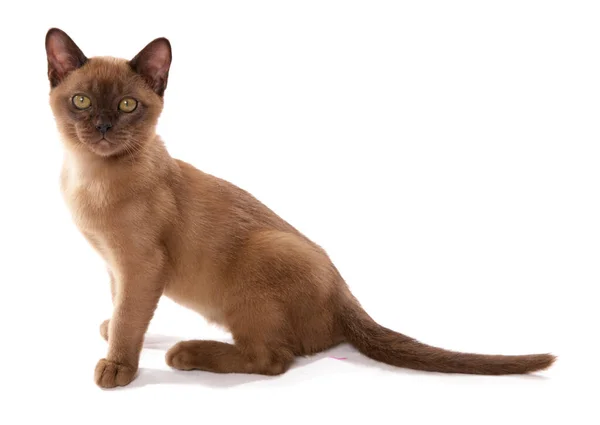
xmin=99 ymin=319 xmax=110 ymax=341
xmin=165 ymin=342 xmax=196 ymax=370
xmin=94 ymin=358 xmax=137 ymax=388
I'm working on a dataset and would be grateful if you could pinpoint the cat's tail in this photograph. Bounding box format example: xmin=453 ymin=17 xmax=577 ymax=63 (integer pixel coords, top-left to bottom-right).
xmin=339 ymin=299 xmax=556 ymax=375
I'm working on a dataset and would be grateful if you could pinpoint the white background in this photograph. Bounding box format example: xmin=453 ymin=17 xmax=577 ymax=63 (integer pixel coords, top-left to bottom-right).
xmin=1 ymin=1 xmax=598 ymax=424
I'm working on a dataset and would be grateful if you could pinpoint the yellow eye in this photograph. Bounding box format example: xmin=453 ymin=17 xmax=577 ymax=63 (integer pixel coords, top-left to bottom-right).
xmin=119 ymin=98 xmax=138 ymax=113
xmin=72 ymin=95 xmax=91 ymax=110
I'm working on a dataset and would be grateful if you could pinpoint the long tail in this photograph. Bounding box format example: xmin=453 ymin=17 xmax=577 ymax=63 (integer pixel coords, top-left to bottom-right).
xmin=339 ymin=301 xmax=555 ymax=375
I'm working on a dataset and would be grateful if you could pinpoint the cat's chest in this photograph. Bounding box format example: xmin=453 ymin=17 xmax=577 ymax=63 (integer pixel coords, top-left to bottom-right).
xmin=60 ymin=170 xmax=132 ymax=268
xmin=60 ymin=166 xmax=115 ymax=231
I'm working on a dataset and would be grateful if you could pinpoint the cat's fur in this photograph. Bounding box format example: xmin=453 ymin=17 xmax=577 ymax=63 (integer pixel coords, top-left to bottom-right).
xmin=46 ymin=28 xmax=555 ymax=388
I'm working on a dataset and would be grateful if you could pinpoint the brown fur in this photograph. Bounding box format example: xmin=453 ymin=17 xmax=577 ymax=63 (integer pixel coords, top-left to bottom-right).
xmin=45 ymin=28 xmax=555 ymax=388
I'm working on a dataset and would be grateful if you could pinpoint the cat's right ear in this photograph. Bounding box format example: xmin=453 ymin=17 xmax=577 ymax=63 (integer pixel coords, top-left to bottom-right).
xmin=45 ymin=28 xmax=87 ymax=88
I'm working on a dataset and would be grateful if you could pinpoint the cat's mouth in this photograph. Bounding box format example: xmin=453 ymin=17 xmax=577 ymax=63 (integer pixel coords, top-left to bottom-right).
xmin=85 ymin=135 xmax=122 ymax=157
xmin=91 ymin=136 xmax=116 ymax=145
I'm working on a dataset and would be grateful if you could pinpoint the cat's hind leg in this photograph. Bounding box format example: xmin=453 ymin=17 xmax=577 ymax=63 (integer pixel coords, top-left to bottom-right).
xmin=165 ymin=339 xmax=293 ymax=375
xmin=166 ymin=293 xmax=294 ymax=375
xmin=165 ymin=230 xmax=338 ymax=376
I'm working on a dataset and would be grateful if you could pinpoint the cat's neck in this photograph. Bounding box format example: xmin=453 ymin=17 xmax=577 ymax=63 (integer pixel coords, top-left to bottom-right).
xmin=62 ymin=134 xmax=174 ymax=194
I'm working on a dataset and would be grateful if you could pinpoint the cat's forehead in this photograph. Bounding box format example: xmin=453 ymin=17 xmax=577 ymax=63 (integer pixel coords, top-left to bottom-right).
xmin=71 ymin=57 xmax=141 ymax=95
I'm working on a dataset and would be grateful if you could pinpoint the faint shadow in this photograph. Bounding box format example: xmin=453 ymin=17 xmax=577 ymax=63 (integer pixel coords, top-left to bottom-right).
xmin=126 ymin=336 xmax=551 ymax=388
xmin=142 ymin=333 xmax=182 ymax=350
xmin=127 ymin=367 xmax=276 ymax=389
xmin=293 ymin=343 xmax=427 ymax=377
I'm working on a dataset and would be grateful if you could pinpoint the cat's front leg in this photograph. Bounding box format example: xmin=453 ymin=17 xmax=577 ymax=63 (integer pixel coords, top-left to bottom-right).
xmin=99 ymin=319 xmax=110 ymax=341
xmin=94 ymin=249 xmax=165 ymax=389
xmin=99 ymin=269 xmax=115 ymax=342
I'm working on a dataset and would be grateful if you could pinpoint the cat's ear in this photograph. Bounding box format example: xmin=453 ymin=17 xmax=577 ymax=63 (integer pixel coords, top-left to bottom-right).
xmin=129 ymin=38 xmax=172 ymax=97
xmin=45 ymin=28 xmax=87 ymax=88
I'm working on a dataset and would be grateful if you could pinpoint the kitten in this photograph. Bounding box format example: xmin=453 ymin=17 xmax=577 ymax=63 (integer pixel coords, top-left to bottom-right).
xmin=45 ymin=28 xmax=555 ymax=388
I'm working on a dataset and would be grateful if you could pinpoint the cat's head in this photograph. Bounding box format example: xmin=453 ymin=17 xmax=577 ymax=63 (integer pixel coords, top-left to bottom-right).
xmin=45 ymin=28 xmax=171 ymax=157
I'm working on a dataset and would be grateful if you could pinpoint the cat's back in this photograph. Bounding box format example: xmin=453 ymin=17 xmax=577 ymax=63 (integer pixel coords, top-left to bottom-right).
xmin=173 ymin=159 xmax=296 ymax=235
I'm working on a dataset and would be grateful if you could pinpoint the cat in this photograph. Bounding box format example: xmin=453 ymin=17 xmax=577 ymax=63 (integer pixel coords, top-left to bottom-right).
xmin=45 ymin=28 xmax=555 ymax=388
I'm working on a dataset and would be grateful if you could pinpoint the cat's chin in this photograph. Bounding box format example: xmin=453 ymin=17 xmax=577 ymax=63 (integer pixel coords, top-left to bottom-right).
xmin=85 ymin=138 xmax=125 ymax=157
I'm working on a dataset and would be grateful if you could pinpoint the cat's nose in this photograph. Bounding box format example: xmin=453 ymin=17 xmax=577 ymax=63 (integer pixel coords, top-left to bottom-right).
xmin=96 ymin=122 xmax=112 ymax=135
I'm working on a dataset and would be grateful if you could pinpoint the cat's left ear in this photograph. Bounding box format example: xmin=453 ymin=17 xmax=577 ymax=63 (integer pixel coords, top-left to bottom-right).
xmin=129 ymin=38 xmax=172 ymax=97
xmin=45 ymin=28 xmax=88 ymax=88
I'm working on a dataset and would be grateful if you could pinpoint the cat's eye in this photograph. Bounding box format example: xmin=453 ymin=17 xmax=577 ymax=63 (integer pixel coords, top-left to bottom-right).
xmin=119 ymin=98 xmax=138 ymax=113
xmin=72 ymin=95 xmax=91 ymax=110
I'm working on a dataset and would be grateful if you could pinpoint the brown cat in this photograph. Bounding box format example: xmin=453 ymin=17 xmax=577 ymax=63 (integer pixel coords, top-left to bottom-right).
xmin=45 ymin=28 xmax=555 ymax=388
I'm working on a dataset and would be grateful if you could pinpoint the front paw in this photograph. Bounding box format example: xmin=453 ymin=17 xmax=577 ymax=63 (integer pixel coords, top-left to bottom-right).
xmin=99 ymin=319 xmax=110 ymax=341
xmin=94 ymin=358 xmax=137 ymax=388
